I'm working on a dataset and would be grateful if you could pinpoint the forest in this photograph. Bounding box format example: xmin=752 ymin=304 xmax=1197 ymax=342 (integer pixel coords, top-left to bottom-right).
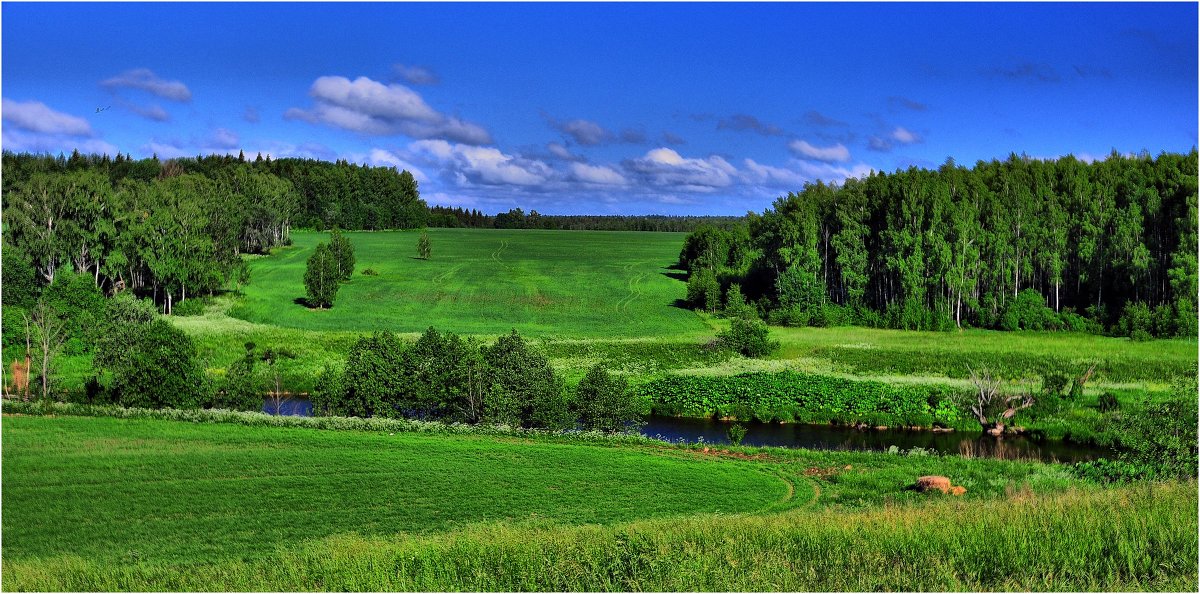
xmin=679 ymin=151 xmax=1199 ymax=339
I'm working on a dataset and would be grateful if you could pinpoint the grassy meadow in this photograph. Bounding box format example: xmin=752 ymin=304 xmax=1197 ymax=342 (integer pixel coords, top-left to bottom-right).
xmin=2 ymin=413 xmax=1195 ymax=591
xmin=231 ymin=229 xmax=711 ymax=338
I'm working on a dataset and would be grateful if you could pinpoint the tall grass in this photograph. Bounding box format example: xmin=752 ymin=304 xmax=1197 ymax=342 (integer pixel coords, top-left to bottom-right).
xmin=4 ymin=483 xmax=1194 ymax=591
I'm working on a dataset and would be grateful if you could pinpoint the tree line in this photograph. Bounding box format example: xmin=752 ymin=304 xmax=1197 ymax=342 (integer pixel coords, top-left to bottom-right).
xmin=429 ymin=206 xmax=744 ymax=232
xmin=680 ymin=151 xmax=1198 ymax=339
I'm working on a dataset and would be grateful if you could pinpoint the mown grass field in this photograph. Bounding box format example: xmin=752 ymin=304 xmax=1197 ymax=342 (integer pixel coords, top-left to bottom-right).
xmin=230 ymin=229 xmax=711 ymax=338
xmin=2 ymin=414 xmax=1195 ymax=591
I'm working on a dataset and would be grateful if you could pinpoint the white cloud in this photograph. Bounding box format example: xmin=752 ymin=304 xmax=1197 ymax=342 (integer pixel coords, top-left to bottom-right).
xmin=287 ymin=75 xmax=492 ymax=145
xmin=789 ymin=159 xmax=874 ymax=183
xmin=788 ymin=139 xmax=851 ymax=163
xmin=364 ymin=148 xmax=429 ymax=182
xmin=546 ymin=142 xmax=579 ymax=161
xmin=623 ymin=148 xmax=737 ymax=191
xmin=100 ymin=68 xmax=192 ymax=102
xmin=2 ymin=99 xmax=93 ymax=136
xmin=2 ymin=128 xmax=116 ymax=156
xmin=741 ymin=158 xmax=806 ymax=187
xmin=411 ymin=139 xmax=551 ymax=186
xmin=569 ymin=162 xmax=627 ymax=185
xmin=892 ymin=126 xmax=920 ymax=144
xmin=123 ymin=102 xmax=170 ymax=122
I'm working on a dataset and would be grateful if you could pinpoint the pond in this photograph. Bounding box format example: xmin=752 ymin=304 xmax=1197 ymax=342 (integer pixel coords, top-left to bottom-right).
xmin=264 ymin=398 xmax=1109 ymax=463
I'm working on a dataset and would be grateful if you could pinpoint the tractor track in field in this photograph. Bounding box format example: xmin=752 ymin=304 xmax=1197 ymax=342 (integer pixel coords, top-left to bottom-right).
xmin=615 ymin=261 xmax=648 ymax=314
xmin=490 ymin=239 xmax=511 ymax=270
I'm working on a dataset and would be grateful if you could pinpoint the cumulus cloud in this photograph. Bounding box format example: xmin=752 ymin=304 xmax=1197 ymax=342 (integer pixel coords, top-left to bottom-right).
xmin=623 ymin=148 xmax=737 ymax=191
xmin=790 ymin=159 xmax=874 ymax=183
xmin=717 ymin=114 xmax=784 ymax=136
xmin=243 ymin=106 xmax=261 ymax=123
xmin=119 ymin=101 xmax=170 ymax=122
xmin=788 ymin=139 xmax=851 ymax=163
xmin=741 ymin=158 xmax=806 ymax=187
xmin=391 ymin=63 xmax=439 ymax=85
xmin=100 ymin=68 xmax=192 ymax=101
xmin=363 ymin=148 xmax=429 ymax=181
xmin=411 ymin=139 xmax=552 ymax=186
xmin=570 ymin=162 xmax=627 ymax=186
xmin=2 ymin=98 xmax=94 ymax=136
xmin=287 ymin=75 xmax=492 ymax=145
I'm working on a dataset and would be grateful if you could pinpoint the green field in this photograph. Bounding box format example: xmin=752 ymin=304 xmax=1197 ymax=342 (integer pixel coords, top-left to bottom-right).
xmin=230 ymin=229 xmax=711 ymax=338
xmin=3 ymin=414 xmax=1195 ymax=591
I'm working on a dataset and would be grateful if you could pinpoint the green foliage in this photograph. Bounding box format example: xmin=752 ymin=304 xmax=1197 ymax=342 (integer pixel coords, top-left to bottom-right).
xmin=1070 ymin=457 xmax=1156 ymax=484
xmin=1 ymin=241 xmax=40 ymax=309
xmin=107 ymin=319 xmax=210 ymax=409
xmin=716 ymin=317 xmax=779 ymax=358
xmin=1115 ymin=391 xmax=1198 ymax=480
xmin=639 ymin=371 xmax=963 ymax=428
xmin=775 ymin=264 xmax=824 ymax=322
xmin=310 ymin=362 xmax=345 ymax=417
xmin=685 ymin=268 xmax=720 ymax=312
xmin=1117 ymin=301 xmax=1154 ymax=341
xmin=328 ymin=229 xmax=356 ymax=280
xmin=574 ymin=364 xmax=643 ymax=433
xmin=361 ymin=268 xmax=379 ymax=276
xmin=172 ymin=296 xmax=208 ymax=316
xmin=1001 ymin=289 xmax=1059 ymax=331
xmin=1097 ymin=392 xmax=1120 ymax=413
xmin=213 ymin=342 xmax=265 ymax=411
xmin=340 ymin=332 xmax=408 ymax=418
xmin=303 ymin=242 xmax=339 ymax=308
xmin=722 ymin=283 xmax=756 ymax=320
xmin=483 ymin=330 xmax=570 ymax=429
xmin=417 ymin=231 xmax=431 ymax=260
xmin=726 ymin=422 xmax=748 ymax=445
xmin=42 ymin=269 xmax=106 ymax=354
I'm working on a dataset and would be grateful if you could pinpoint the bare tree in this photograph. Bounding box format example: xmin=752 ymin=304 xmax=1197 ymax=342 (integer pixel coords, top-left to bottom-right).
xmin=262 ymin=348 xmax=296 ymax=415
xmin=26 ymin=300 xmax=68 ymax=401
xmin=966 ymin=365 xmax=1035 ymax=436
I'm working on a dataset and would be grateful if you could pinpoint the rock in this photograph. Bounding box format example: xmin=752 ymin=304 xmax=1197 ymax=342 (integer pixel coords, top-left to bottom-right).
xmin=914 ymin=475 xmax=952 ymax=493
xmin=950 ymin=486 xmax=967 ymax=496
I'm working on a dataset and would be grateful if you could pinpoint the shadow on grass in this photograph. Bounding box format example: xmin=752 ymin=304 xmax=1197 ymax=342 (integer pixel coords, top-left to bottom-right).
xmin=661 ymin=271 xmax=689 ymax=282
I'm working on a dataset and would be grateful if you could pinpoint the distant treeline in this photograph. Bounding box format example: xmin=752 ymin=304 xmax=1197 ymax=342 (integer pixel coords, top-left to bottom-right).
xmin=428 ymin=205 xmax=744 ymax=232
xmin=679 ymin=151 xmax=1198 ymax=339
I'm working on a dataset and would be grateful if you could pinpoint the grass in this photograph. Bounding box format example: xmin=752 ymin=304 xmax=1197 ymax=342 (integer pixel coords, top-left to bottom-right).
xmin=230 ymin=229 xmax=711 ymax=339
xmin=2 ymin=413 xmax=1195 ymax=591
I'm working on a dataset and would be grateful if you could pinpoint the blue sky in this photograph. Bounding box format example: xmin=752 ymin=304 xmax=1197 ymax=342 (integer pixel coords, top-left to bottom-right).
xmin=3 ymin=2 xmax=1196 ymax=215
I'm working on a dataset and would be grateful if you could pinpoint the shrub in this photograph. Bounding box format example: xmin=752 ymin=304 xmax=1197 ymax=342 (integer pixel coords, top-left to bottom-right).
xmin=417 ymin=231 xmax=431 ymax=260
xmin=108 ymin=319 xmax=210 ymax=409
xmin=1097 ymin=392 xmax=1120 ymax=413
xmin=1071 ymin=458 xmax=1155 ymax=483
xmin=172 ymin=297 xmax=207 ymax=317
xmin=723 ymin=283 xmax=757 ymax=320
xmin=340 ymin=332 xmax=408 ymax=417
xmin=483 ymin=330 xmax=570 ymax=430
xmin=686 ymin=268 xmax=720 ymax=312
xmin=716 ymin=317 xmax=778 ymax=358
xmin=310 ymin=362 xmax=345 ymax=417
xmin=213 ymin=342 xmax=265 ymax=412
xmin=1115 ymin=391 xmax=1198 ymax=480
xmin=726 ymin=423 xmax=748 ymax=445
xmin=1000 ymin=289 xmax=1058 ymax=331
xmin=574 ymin=364 xmax=643 ymax=433
xmin=361 ymin=268 xmax=379 ymax=276
xmin=42 ymin=269 xmax=106 ymax=353
xmin=1117 ymin=301 xmax=1154 ymax=341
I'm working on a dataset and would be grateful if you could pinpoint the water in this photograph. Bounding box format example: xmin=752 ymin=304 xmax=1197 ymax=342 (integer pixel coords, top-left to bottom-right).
xmin=641 ymin=415 xmax=1108 ymax=463
xmin=266 ymin=397 xmax=1108 ymax=463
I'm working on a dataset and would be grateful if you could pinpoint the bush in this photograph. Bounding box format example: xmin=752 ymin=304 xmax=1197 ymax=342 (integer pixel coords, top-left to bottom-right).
xmin=1097 ymin=392 xmax=1120 ymax=413
xmin=723 ymin=283 xmax=757 ymax=320
xmin=1115 ymin=391 xmax=1198 ymax=480
xmin=1000 ymin=289 xmax=1058 ymax=331
xmin=340 ymin=332 xmax=408 ymax=417
xmin=638 ymin=371 xmax=959 ymax=428
xmin=172 ymin=297 xmax=207 ymax=317
xmin=108 ymin=319 xmax=210 ymax=409
xmin=1117 ymin=301 xmax=1154 ymax=341
xmin=361 ymin=268 xmax=379 ymax=276
xmin=686 ymin=268 xmax=720 ymax=312
xmin=417 ymin=231 xmax=431 ymax=260
xmin=726 ymin=423 xmax=748 ymax=445
xmin=483 ymin=330 xmax=570 ymax=430
xmin=42 ymin=269 xmax=106 ymax=353
xmin=213 ymin=342 xmax=265 ymax=412
xmin=716 ymin=317 xmax=778 ymax=358
xmin=1071 ymin=458 xmax=1155 ymax=483
xmin=574 ymin=364 xmax=643 ymax=433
